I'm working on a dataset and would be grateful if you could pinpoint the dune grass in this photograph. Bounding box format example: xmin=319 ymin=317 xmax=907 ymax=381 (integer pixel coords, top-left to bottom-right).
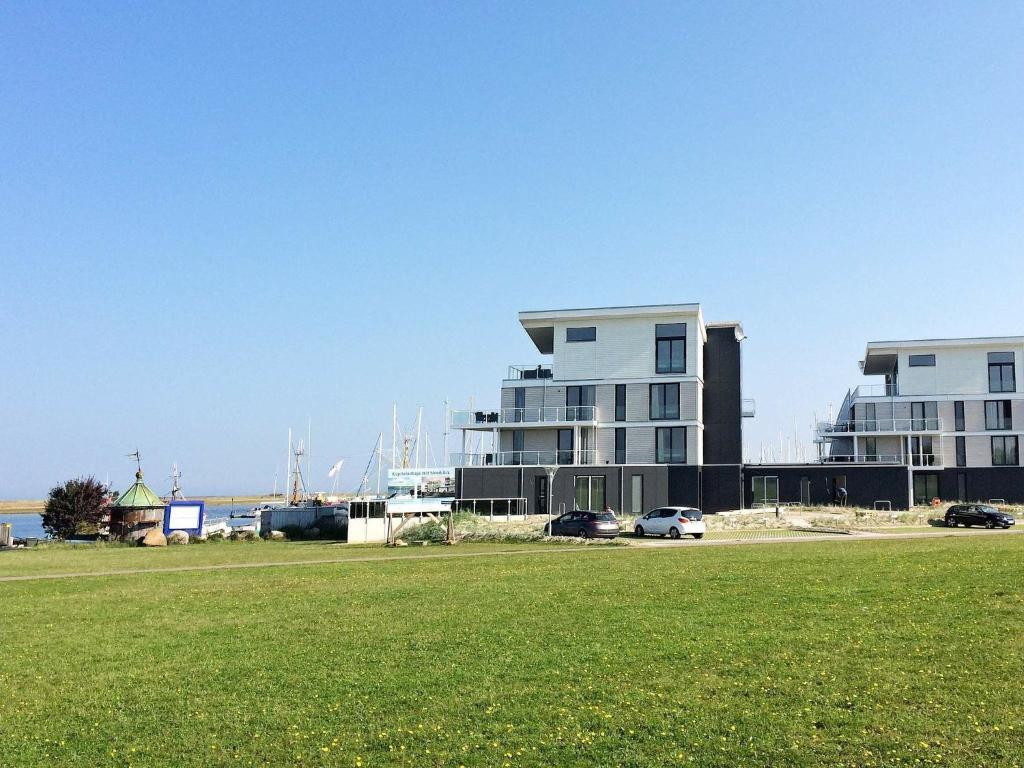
xmin=1 ymin=536 xmax=1022 ymax=766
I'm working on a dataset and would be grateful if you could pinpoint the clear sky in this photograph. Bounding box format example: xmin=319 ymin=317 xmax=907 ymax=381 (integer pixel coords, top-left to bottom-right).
xmin=2 ymin=2 xmax=1023 ymax=499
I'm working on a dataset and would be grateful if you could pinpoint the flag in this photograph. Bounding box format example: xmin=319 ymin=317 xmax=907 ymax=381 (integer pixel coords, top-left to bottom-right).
xmin=328 ymin=459 xmax=345 ymax=478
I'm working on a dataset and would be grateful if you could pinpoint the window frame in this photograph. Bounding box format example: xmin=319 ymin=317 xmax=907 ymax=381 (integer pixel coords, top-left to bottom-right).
xmin=615 ymin=384 xmax=626 ymax=422
xmin=614 ymin=427 xmax=626 ymax=464
xmin=655 ymin=323 xmax=686 ymax=374
xmin=908 ymin=354 xmax=936 ymax=367
xmin=988 ymin=352 xmax=1016 ymax=393
xmin=649 ymin=382 xmax=680 ymax=420
xmin=955 ymin=435 xmax=966 ymax=467
xmin=984 ymin=400 xmax=1012 ymax=430
xmin=954 ymin=400 xmax=965 ymax=432
xmin=992 ymin=435 xmax=1019 ymax=466
xmin=655 ymin=426 xmax=686 ymax=464
xmin=557 ymin=429 xmax=574 ymax=465
xmin=565 ymin=326 xmax=596 ymax=343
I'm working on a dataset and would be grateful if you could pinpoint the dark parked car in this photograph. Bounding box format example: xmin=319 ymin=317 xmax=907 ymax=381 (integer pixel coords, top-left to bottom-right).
xmin=543 ymin=511 xmax=620 ymax=539
xmin=945 ymin=504 xmax=1016 ymax=529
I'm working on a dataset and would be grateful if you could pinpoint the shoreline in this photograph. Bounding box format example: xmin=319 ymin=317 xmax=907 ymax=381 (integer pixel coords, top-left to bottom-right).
xmin=0 ymin=495 xmax=284 ymax=514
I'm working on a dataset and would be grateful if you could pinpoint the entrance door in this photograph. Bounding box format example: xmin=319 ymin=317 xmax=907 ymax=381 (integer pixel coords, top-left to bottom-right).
xmin=800 ymin=477 xmax=811 ymax=506
xmin=535 ymin=476 xmax=548 ymax=516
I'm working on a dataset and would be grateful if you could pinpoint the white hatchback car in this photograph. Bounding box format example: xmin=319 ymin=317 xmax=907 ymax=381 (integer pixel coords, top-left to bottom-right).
xmin=633 ymin=507 xmax=705 ymax=539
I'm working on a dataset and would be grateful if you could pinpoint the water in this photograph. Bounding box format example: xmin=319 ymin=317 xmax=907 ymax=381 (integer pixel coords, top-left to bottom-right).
xmin=0 ymin=503 xmax=262 ymax=540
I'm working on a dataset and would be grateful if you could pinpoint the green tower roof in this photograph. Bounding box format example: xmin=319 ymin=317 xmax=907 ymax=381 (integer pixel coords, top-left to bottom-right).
xmin=112 ymin=470 xmax=165 ymax=509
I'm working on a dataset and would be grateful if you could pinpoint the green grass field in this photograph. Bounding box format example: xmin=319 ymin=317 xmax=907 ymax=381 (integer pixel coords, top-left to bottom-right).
xmin=2 ymin=537 xmax=1023 ymax=767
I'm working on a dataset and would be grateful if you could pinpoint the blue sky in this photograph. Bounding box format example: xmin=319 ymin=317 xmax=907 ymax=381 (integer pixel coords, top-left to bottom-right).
xmin=2 ymin=2 xmax=1022 ymax=498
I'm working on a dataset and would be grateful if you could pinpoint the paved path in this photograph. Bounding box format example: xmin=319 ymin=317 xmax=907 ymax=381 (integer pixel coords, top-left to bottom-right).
xmin=1 ymin=527 xmax=1020 ymax=583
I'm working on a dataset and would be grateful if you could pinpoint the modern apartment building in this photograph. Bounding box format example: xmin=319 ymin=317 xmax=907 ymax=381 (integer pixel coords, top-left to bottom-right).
xmin=817 ymin=336 xmax=1024 ymax=505
xmin=452 ymin=304 xmax=754 ymax=514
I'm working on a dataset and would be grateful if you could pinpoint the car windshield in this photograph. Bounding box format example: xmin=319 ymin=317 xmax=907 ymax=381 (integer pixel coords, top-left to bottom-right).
xmin=593 ymin=513 xmax=616 ymax=522
xmin=682 ymin=509 xmax=703 ymax=520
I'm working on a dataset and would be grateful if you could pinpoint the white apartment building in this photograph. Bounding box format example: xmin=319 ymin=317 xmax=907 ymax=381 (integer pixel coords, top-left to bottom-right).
xmin=819 ymin=337 xmax=1023 ymax=504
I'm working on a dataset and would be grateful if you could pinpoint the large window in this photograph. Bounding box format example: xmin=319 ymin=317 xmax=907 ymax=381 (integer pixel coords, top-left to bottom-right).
xmin=655 ymin=426 xmax=686 ymax=463
xmin=908 ymin=354 xmax=936 ymax=367
xmin=566 ymin=385 xmax=595 ymax=421
xmin=566 ymin=326 xmax=596 ymax=343
xmin=992 ymin=436 xmax=1019 ymax=466
xmin=913 ymin=474 xmax=939 ymax=505
xmin=557 ymin=429 xmax=573 ymax=465
xmin=574 ymin=475 xmax=605 ymax=510
xmin=910 ymin=435 xmax=937 ymax=466
xmin=954 ymin=401 xmax=965 ymax=431
xmin=985 ymin=400 xmax=1012 ymax=430
xmin=630 ymin=474 xmax=643 ymax=515
xmin=752 ymin=476 xmax=779 ymax=506
xmin=989 ymin=352 xmax=1016 ymax=393
xmin=615 ymin=384 xmax=626 ymax=421
xmin=649 ymin=383 xmax=680 ymax=420
xmin=955 ymin=436 xmax=966 ymax=467
xmin=614 ymin=428 xmax=626 ymax=464
xmin=655 ymin=323 xmax=686 ymax=374
xmin=911 ymin=401 xmax=938 ymax=431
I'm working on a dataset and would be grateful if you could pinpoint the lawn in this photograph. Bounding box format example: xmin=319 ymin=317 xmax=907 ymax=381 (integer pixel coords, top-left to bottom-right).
xmin=2 ymin=537 xmax=1022 ymax=767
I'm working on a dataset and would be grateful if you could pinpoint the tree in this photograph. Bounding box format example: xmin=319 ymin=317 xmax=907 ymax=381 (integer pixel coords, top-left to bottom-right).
xmin=42 ymin=476 xmax=109 ymax=540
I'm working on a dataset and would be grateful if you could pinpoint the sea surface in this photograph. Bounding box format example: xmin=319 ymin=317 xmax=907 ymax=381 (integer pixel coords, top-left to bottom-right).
xmin=0 ymin=503 xmax=261 ymax=540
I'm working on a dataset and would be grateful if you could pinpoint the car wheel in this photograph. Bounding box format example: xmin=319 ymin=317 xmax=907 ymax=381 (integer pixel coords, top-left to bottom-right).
xmin=669 ymin=527 xmax=680 ymax=539
xmin=985 ymin=520 xmax=995 ymax=529
xmin=634 ymin=525 xmax=644 ymax=537
xmin=946 ymin=517 xmax=957 ymax=527
xmin=578 ymin=528 xmax=589 ymax=539
xmin=692 ymin=533 xmax=704 ymax=540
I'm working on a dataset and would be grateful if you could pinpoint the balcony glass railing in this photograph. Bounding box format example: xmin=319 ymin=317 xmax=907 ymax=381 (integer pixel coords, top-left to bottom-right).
xmin=819 ymin=453 xmax=943 ymax=467
xmin=818 ymin=418 xmax=942 ymax=434
xmin=450 ymin=406 xmax=597 ymax=427
xmin=852 ymin=384 xmax=899 ymax=398
xmin=451 ymin=450 xmax=600 ymax=467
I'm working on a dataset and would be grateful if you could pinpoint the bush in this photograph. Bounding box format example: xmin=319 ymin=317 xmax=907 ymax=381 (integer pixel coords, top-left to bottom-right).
xmin=42 ymin=477 xmax=108 ymax=540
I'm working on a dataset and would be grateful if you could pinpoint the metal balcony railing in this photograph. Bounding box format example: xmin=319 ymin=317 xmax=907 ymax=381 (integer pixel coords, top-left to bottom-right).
xmin=818 ymin=418 xmax=942 ymax=434
xmin=451 ymin=450 xmax=600 ymax=467
xmin=506 ymin=364 xmax=553 ymax=381
xmin=450 ymin=406 xmax=597 ymax=427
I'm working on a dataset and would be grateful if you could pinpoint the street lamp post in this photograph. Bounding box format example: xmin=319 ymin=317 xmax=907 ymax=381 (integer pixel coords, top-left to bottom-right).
xmin=542 ymin=465 xmax=559 ymax=536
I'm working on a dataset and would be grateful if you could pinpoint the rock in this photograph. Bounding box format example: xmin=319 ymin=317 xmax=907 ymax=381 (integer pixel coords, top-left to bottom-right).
xmin=167 ymin=530 xmax=189 ymax=545
xmin=267 ymin=530 xmax=285 ymax=540
xmin=230 ymin=529 xmax=258 ymax=541
xmin=307 ymin=527 xmax=320 ymax=538
xmin=141 ymin=528 xmax=167 ymax=547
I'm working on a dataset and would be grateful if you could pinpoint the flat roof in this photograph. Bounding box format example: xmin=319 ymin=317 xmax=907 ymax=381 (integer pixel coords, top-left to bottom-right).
xmin=862 ymin=336 xmax=1023 ymax=375
xmin=518 ymin=304 xmax=706 ymax=353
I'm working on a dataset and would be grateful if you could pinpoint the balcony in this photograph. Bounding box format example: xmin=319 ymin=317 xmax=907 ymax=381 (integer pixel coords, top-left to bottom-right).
xmin=451 ymin=406 xmax=598 ymax=429
xmin=506 ymin=364 xmax=553 ymax=381
xmin=452 ymin=449 xmax=601 ymax=467
xmin=817 ymin=418 xmax=943 ymax=435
